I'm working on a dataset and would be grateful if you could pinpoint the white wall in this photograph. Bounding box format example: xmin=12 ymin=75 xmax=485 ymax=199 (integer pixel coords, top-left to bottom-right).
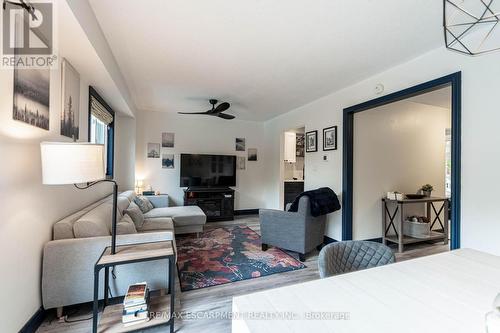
xmin=115 ymin=115 xmax=136 ymax=191
xmin=0 ymin=65 xmax=111 ymax=332
xmin=353 ymin=100 xmax=451 ymax=240
xmin=0 ymin=1 xmax=135 ymax=331
xmin=263 ymin=46 xmax=500 ymax=256
xmin=264 ymin=110 xmax=343 ymax=238
xmin=135 ymin=111 xmax=267 ymax=209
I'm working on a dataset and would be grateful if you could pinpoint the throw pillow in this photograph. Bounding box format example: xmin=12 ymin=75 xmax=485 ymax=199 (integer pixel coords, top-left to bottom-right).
xmin=134 ymin=196 xmax=153 ymax=213
xmin=116 ymin=213 xmax=137 ymax=235
xmin=125 ymin=201 xmax=145 ymax=228
xmin=146 ymin=198 xmax=154 ymax=210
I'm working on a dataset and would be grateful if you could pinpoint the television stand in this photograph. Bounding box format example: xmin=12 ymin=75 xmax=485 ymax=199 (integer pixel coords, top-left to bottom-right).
xmin=184 ymin=187 xmax=235 ymax=222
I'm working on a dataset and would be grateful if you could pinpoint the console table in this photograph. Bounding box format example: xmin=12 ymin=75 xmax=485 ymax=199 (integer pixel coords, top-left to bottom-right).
xmin=92 ymin=241 xmax=176 ymax=333
xmin=382 ymin=196 xmax=449 ymax=253
xmin=184 ymin=187 xmax=234 ymax=222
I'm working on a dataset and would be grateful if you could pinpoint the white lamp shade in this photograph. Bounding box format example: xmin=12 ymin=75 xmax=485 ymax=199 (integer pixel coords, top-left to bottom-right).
xmin=40 ymin=142 xmax=105 ymax=185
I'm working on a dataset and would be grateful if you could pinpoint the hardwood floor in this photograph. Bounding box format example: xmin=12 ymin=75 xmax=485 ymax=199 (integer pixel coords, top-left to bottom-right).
xmin=37 ymin=215 xmax=449 ymax=333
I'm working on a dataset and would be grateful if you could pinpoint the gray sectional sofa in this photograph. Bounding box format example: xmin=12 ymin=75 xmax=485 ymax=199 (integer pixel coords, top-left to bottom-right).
xmin=42 ymin=190 xmax=206 ymax=310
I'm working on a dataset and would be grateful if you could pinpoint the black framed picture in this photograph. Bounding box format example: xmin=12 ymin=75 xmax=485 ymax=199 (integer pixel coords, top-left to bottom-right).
xmin=305 ymin=130 xmax=318 ymax=153
xmin=323 ymin=126 xmax=338 ymax=151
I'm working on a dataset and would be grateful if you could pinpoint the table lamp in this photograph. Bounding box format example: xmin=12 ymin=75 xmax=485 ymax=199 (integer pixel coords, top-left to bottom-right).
xmin=40 ymin=142 xmax=119 ymax=254
xmin=135 ymin=179 xmax=144 ymax=195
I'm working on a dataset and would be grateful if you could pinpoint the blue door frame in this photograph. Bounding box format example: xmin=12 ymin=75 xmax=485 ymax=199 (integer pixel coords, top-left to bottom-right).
xmin=342 ymin=72 xmax=461 ymax=250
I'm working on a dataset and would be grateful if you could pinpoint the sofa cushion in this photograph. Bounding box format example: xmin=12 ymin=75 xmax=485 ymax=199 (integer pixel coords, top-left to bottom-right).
xmin=73 ymin=202 xmax=113 ymax=238
xmin=117 ymin=196 xmax=131 ymax=216
xmin=53 ymin=210 xmax=83 ymax=240
xmin=143 ymin=206 xmax=206 ymax=227
xmin=138 ymin=217 xmax=175 ymax=232
xmin=119 ymin=190 xmax=136 ymax=203
xmin=53 ymin=195 xmax=112 ymax=240
xmin=117 ymin=214 xmax=137 ymax=235
xmin=134 ymin=196 xmax=154 ymax=213
xmin=74 ymin=218 xmax=109 ymax=238
xmin=125 ymin=201 xmax=144 ymax=228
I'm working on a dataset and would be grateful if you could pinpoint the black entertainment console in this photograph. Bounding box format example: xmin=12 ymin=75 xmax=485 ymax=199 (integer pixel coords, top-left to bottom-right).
xmin=184 ymin=187 xmax=235 ymax=222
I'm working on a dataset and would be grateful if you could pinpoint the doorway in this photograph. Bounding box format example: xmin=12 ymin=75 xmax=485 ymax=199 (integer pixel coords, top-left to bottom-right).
xmin=280 ymin=126 xmax=305 ymax=209
xmin=342 ymin=73 xmax=461 ymax=250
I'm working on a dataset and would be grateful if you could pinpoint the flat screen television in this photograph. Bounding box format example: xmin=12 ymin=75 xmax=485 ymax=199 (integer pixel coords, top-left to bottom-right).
xmin=180 ymin=154 xmax=236 ymax=187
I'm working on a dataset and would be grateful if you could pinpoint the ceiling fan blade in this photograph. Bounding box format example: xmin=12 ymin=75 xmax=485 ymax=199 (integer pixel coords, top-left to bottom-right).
xmin=214 ymin=102 xmax=230 ymax=113
xmin=217 ymin=113 xmax=235 ymax=120
xmin=178 ymin=112 xmax=211 ymax=115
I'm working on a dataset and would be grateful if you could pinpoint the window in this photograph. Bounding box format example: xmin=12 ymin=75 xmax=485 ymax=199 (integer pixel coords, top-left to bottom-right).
xmin=88 ymin=86 xmax=115 ymax=178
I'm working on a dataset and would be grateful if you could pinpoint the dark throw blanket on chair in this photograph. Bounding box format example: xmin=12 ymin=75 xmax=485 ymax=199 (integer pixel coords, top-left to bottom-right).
xmin=288 ymin=187 xmax=341 ymax=217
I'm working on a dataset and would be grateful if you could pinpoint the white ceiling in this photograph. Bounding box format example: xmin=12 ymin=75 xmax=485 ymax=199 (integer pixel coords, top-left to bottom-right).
xmin=60 ymin=0 xmax=133 ymax=117
xmin=89 ymin=0 xmax=445 ymax=121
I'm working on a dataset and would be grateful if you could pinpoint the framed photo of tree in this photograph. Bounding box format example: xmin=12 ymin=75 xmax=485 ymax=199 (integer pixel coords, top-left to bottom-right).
xmin=61 ymin=59 xmax=80 ymax=140
xmin=305 ymin=130 xmax=318 ymax=153
xmin=323 ymin=126 xmax=337 ymax=151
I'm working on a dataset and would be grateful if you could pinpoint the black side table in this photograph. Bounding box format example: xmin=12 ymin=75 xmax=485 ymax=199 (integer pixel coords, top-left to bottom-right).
xmin=92 ymin=240 xmax=176 ymax=333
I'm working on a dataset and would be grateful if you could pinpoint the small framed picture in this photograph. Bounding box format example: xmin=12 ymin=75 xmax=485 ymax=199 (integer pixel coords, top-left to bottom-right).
xmin=162 ymin=132 xmax=175 ymax=148
xmin=305 ymin=130 xmax=318 ymax=153
xmin=236 ymin=138 xmax=246 ymax=151
xmin=248 ymin=148 xmax=257 ymax=161
xmin=162 ymin=154 xmax=175 ymax=169
xmin=147 ymin=143 xmax=160 ymax=158
xmin=323 ymin=126 xmax=337 ymax=151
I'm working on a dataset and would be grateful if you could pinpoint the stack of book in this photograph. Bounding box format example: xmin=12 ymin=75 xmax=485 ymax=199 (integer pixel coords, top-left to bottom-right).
xmin=122 ymin=282 xmax=150 ymax=326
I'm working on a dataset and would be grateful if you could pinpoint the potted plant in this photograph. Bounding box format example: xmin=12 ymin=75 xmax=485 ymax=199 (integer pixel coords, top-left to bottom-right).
xmin=421 ymin=184 xmax=434 ymax=198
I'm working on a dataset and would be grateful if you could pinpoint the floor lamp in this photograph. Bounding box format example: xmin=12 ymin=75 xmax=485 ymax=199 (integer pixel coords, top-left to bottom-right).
xmin=40 ymin=142 xmax=119 ymax=254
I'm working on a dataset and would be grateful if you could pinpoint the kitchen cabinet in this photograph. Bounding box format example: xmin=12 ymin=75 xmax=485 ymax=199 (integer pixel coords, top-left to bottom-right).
xmin=284 ymin=132 xmax=297 ymax=163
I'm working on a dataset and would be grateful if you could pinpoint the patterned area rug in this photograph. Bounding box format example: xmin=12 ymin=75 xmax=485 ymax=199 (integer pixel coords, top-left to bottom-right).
xmin=176 ymin=226 xmax=306 ymax=291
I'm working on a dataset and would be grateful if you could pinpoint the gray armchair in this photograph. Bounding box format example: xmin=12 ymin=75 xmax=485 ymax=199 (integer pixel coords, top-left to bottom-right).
xmin=260 ymin=196 xmax=326 ymax=261
xmin=318 ymin=240 xmax=395 ymax=278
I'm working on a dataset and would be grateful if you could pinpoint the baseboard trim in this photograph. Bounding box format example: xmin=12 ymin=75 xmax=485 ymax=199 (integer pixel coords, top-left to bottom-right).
xmin=323 ymin=236 xmax=338 ymax=244
xmin=20 ymin=306 xmax=47 ymax=333
xmin=323 ymin=237 xmax=384 ymax=245
xmin=234 ymin=209 xmax=260 ymax=216
xmin=364 ymin=237 xmax=383 ymax=243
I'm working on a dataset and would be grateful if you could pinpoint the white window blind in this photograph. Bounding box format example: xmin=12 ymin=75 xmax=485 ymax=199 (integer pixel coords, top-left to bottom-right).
xmin=90 ymin=95 xmax=113 ymax=125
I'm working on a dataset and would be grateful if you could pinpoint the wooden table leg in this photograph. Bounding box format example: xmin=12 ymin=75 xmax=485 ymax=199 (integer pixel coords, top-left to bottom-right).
xmin=399 ymin=204 xmax=404 ymax=253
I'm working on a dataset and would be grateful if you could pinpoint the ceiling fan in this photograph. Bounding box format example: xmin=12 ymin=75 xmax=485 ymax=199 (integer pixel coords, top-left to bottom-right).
xmin=178 ymin=99 xmax=235 ymax=120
